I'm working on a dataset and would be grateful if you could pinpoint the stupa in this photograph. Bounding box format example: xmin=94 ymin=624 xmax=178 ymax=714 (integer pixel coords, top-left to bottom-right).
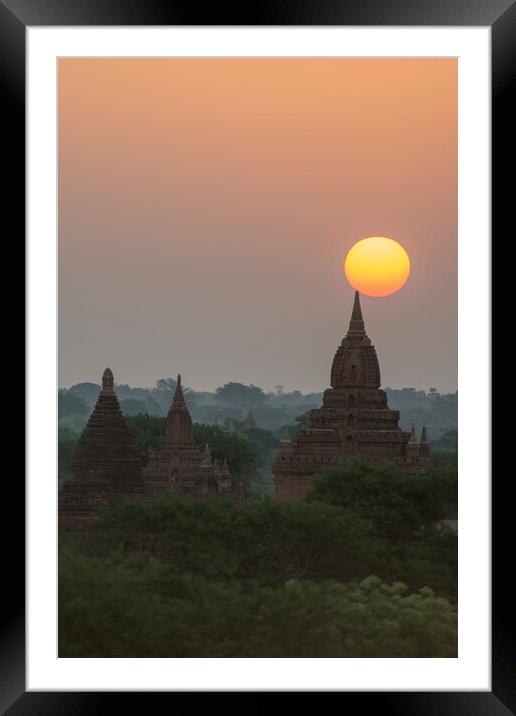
xmin=273 ymin=292 xmax=429 ymax=500
xmin=58 ymin=368 xmax=145 ymax=530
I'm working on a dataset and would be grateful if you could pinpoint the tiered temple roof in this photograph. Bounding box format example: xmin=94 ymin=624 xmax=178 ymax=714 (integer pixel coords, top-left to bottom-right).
xmin=58 ymin=368 xmax=145 ymax=530
xmin=143 ymin=375 xmax=232 ymax=497
xmin=273 ymin=292 xmax=430 ymax=500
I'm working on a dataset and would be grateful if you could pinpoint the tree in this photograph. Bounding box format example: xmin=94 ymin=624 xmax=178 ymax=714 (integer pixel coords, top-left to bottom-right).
xmin=59 ymin=534 xmax=457 ymax=658
xmin=120 ymin=397 xmax=163 ymax=417
xmin=307 ymin=456 xmax=457 ymax=541
xmin=58 ymin=391 xmax=89 ymax=418
xmin=155 ymin=377 xmax=177 ymax=393
xmin=193 ymin=424 xmax=263 ymax=490
xmin=214 ymin=382 xmax=267 ymax=409
xmin=125 ymin=414 xmax=166 ymax=464
xmin=66 ymin=382 xmax=101 ymax=406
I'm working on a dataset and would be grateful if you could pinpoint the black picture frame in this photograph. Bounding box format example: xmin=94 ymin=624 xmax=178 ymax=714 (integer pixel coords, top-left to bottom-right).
xmin=4 ymin=0 xmax=510 ymax=710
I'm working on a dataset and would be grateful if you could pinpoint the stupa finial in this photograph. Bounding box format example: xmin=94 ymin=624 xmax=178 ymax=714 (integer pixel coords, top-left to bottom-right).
xmin=102 ymin=367 xmax=114 ymax=392
xmin=348 ymin=291 xmax=365 ymax=335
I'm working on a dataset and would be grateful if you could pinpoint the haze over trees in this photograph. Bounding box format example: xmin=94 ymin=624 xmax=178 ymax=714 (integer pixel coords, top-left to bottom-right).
xmin=59 ymin=378 xmax=457 ymax=436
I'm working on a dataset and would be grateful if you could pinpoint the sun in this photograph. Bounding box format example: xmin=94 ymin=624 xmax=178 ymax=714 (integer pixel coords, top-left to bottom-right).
xmin=344 ymin=237 xmax=410 ymax=297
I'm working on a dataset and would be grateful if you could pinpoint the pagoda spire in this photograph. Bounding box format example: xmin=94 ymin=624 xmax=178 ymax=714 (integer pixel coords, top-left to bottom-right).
xmin=102 ymin=367 xmax=114 ymax=393
xmin=172 ymin=373 xmax=185 ymax=405
xmin=419 ymin=426 xmax=429 ymax=459
xmin=165 ymin=372 xmax=193 ymax=444
xmin=348 ymin=291 xmax=365 ymax=335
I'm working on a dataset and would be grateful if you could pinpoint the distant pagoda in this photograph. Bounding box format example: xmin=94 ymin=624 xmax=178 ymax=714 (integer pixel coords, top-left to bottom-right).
xmin=242 ymin=408 xmax=257 ymax=431
xmin=273 ymin=292 xmax=429 ymax=500
xmin=59 ymin=368 xmax=145 ymax=530
xmin=143 ymin=374 xmax=232 ymax=497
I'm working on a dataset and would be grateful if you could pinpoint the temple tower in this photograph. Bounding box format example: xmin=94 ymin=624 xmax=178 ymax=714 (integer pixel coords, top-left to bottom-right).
xmin=59 ymin=368 xmax=144 ymax=530
xmin=273 ymin=292 xmax=429 ymax=500
xmin=143 ymin=374 xmax=232 ymax=497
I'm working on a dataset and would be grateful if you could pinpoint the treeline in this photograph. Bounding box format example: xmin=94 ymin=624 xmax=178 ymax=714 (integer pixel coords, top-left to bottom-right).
xmin=59 ymin=379 xmax=458 ymax=437
xmin=59 ymin=456 xmax=457 ymax=658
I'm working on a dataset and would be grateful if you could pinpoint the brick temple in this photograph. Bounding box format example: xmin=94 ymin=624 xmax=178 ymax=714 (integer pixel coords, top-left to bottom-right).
xmin=273 ymin=292 xmax=430 ymax=500
xmin=58 ymin=368 xmax=145 ymax=530
xmin=143 ymin=375 xmax=232 ymax=497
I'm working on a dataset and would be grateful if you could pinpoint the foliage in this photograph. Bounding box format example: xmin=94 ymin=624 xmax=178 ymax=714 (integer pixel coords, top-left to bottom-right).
xmin=59 ymin=541 xmax=457 ymax=658
xmin=433 ymin=429 xmax=458 ymax=451
xmin=68 ymin=495 xmax=457 ymax=602
xmin=240 ymin=427 xmax=279 ymax=450
xmin=124 ymin=414 xmax=166 ymax=463
xmin=63 ymin=382 xmax=100 ymax=407
xmin=386 ymin=388 xmax=458 ymax=439
xmin=58 ymin=381 xmax=457 ymax=434
xmin=214 ymin=382 xmax=267 ymax=408
xmin=119 ymin=397 xmax=163 ymax=417
xmin=96 ymin=497 xmax=377 ymax=584
xmin=192 ymin=424 xmax=263 ymax=490
xmin=58 ymin=391 xmax=89 ymax=418
xmin=307 ymin=456 xmax=457 ymax=541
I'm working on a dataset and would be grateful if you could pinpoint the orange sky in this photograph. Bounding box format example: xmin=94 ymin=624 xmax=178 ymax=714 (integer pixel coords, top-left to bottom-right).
xmin=59 ymin=58 xmax=457 ymax=392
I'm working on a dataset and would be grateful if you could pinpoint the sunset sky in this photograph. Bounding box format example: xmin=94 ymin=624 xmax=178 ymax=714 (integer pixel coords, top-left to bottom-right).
xmin=58 ymin=58 xmax=457 ymax=393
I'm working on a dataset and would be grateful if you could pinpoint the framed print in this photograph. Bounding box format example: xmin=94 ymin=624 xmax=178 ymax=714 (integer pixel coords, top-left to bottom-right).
xmin=3 ymin=0 xmax=511 ymax=710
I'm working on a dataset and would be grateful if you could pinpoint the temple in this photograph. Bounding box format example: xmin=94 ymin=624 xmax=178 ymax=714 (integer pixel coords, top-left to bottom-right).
xmin=58 ymin=368 xmax=145 ymax=530
xmin=242 ymin=408 xmax=257 ymax=431
xmin=273 ymin=292 xmax=429 ymax=500
xmin=143 ymin=375 xmax=232 ymax=497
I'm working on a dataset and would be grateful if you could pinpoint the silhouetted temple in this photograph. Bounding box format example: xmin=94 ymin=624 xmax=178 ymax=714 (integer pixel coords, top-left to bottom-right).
xmin=273 ymin=292 xmax=430 ymax=500
xmin=242 ymin=408 xmax=257 ymax=431
xmin=143 ymin=375 xmax=232 ymax=497
xmin=58 ymin=368 xmax=145 ymax=530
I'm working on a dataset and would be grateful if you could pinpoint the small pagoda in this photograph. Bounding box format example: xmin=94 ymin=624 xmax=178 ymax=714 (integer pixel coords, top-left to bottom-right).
xmin=273 ymin=292 xmax=430 ymax=500
xmin=242 ymin=408 xmax=257 ymax=431
xmin=143 ymin=375 xmax=232 ymax=497
xmin=58 ymin=368 xmax=145 ymax=530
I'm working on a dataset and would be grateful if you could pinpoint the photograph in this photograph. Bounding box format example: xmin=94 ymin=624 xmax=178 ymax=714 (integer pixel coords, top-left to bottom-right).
xmin=57 ymin=57 xmax=459 ymax=659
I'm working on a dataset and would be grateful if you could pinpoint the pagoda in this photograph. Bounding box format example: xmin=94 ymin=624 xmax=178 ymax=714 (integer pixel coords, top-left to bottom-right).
xmin=242 ymin=408 xmax=257 ymax=431
xmin=58 ymin=368 xmax=145 ymax=530
xmin=273 ymin=292 xmax=429 ymax=500
xmin=143 ymin=375 xmax=232 ymax=497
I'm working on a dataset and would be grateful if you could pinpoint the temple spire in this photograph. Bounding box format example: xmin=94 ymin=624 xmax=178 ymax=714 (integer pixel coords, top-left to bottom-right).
xmin=419 ymin=426 xmax=429 ymax=459
xmin=102 ymin=367 xmax=114 ymax=393
xmin=409 ymin=425 xmax=417 ymax=444
xmin=172 ymin=373 xmax=185 ymax=406
xmin=165 ymin=372 xmax=193 ymax=444
xmin=348 ymin=291 xmax=365 ymax=335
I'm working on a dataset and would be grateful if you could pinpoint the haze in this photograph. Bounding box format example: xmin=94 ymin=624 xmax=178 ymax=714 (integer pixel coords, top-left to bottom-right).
xmin=58 ymin=58 xmax=457 ymax=393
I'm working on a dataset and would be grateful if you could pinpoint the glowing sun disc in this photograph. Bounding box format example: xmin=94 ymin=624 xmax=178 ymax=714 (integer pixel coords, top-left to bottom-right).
xmin=344 ymin=237 xmax=410 ymax=297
